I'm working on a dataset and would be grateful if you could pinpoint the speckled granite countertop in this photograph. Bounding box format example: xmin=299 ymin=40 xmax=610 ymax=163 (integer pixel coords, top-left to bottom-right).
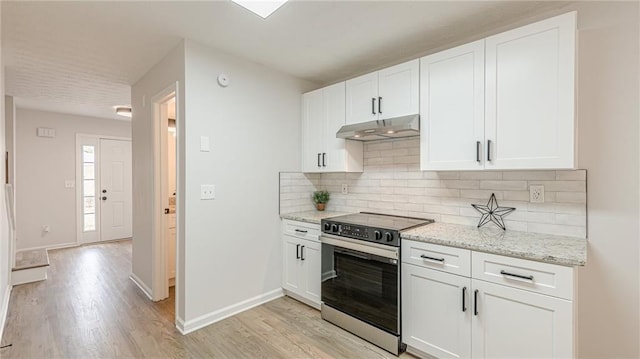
xmin=402 ymin=222 xmax=586 ymax=267
xmin=280 ymin=211 xmax=352 ymax=225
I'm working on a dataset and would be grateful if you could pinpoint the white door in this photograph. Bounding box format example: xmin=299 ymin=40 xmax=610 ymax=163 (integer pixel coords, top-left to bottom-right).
xmin=471 ymin=279 xmax=573 ymax=358
xmin=420 ymin=40 xmax=485 ymax=171
xmin=485 ymin=12 xmax=576 ymax=169
xmin=282 ymin=236 xmax=302 ymax=293
xmin=100 ymin=139 xmax=132 ymax=241
xmin=378 ymin=59 xmax=419 ymax=120
xmin=300 ymin=239 xmax=321 ymax=305
xmin=322 ymin=82 xmax=347 ymax=172
xmin=403 ymin=264 xmax=472 ymax=359
xmin=302 ymin=89 xmax=324 ymax=172
xmin=345 ymin=71 xmax=379 ymax=124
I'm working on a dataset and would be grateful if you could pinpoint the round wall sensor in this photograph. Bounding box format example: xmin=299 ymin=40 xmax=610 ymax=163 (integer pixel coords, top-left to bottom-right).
xmin=217 ymin=74 xmax=230 ymax=87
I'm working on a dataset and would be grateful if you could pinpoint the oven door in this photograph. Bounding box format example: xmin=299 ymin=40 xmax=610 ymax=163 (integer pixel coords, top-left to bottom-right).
xmin=321 ymin=233 xmax=400 ymax=335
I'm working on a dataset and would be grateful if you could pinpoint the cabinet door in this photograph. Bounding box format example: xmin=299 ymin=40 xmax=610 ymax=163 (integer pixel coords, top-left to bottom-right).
xmin=471 ymin=279 xmax=573 ymax=359
xmin=300 ymin=239 xmax=321 ymax=307
xmin=346 ymin=72 xmax=379 ymax=125
xmin=485 ymin=12 xmax=576 ymax=169
xmin=322 ymin=82 xmax=347 ymax=172
xmin=403 ymin=264 xmax=472 ymax=359
xmin=301 ymin=89 xmax=324 ymax=172
xmin=282 ymin=236 xmax=302 ymax=294
xmin=378 ymin=59 xmax=419 ymax=120
xmin=420 ymin=40 xmax=485 ymax=171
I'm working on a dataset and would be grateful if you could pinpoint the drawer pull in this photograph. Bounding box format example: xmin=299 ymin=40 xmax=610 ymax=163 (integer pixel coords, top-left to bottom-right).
xmin=420 ymin=254 xmax=445 ymax=263
xmin=295 ymin=229 xmax=308 ymax=233
xmin=296 ymin=244 xmax=300 ymax=259
xmin=500 ymin=270 xmax=534 ymax=281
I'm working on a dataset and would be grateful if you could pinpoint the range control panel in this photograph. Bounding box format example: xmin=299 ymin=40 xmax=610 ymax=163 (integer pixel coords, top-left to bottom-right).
xmin=321 ymin=220 xmax=400 ymax=247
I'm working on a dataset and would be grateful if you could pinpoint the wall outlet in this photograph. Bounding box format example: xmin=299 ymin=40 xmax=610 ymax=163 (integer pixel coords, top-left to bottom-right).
xmin=200 ymin=184 xmax=215 ymax=200
xmin=530 ymin=185 xmax=545 ymax=203
xmin=341 ymin=184 xmax=348 ymax=194
xmin=64 ymin=180 xmax=75 ymax=188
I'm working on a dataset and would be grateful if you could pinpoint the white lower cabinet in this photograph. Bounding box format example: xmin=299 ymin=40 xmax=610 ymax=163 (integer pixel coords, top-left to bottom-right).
xmin=402 ymin=240 xmax=575 ymax=359
xmin=403 ymin=264 xmax=471 ymax=359
xmin=282 ymin=220 xmax=321 ymax=309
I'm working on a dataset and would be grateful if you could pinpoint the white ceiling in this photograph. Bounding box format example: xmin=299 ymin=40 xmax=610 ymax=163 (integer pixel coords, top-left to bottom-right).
xmin=2 ymin=1 xmax=571 ymax=121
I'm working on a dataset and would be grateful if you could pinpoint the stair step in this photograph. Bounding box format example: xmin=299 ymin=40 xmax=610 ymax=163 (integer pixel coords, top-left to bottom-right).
xmin=13 ymin=249 xmax=50 ymax=271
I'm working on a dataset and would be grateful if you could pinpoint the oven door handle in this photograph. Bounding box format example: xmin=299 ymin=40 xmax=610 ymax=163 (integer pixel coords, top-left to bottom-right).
xmin=320 ymin=233 xmax=399 ymax=260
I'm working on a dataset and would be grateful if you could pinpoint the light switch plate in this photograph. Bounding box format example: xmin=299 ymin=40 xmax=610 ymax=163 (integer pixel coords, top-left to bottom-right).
xmin=341 ymin=184 xmax=348 ymax=194
xmin=64 ymin=180 xmax=75 ymax=188
xmin=201 ymin=184 xmax=215 ymax=200
xmin=200 ymin=136 xmax=210 ymax=152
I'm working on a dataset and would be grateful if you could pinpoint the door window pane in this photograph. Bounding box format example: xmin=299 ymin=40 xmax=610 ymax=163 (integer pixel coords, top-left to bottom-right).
xmin=83 ymin=180 xmax=95 ymax=197
xmin=83 ymin=197 xmax=95 ymax=214
xmin=84 ymin=214 xmax=96 ymax=231
xmin=83 ymin=163 xmax=95 ymax=180
xmin=83 ymin=146 xmax=95 ymax=163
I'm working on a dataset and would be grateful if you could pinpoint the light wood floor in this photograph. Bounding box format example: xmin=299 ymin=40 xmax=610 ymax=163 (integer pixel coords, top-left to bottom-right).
xmin=1 ymin=240 xmax=416 ymax=358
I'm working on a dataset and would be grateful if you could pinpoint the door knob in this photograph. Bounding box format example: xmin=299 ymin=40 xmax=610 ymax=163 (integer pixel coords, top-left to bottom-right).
xmin=102 ymin=189 xmax=107 ymax=193
xmin=101 ymin=196 xmax=107 ymax=201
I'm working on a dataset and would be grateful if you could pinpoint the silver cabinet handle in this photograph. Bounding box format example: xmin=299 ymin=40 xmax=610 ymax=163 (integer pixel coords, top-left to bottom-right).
xmin=294 ymin=229 xmax=308 ymax=233
xmin=372 ymin=98 xmax=376 ymax=115
xmin=296 ymin=244 xmax=300 ymax=259
xmin=317 ymin=153 xmax=321 ymax=167
xmin=322 ymin=153 xmax=326 ymax=167
xmin=476 ymin=141 xmax=481 ymax=162
xmin=378 ymin=96 xmax=382 ymax=114
xmin=420 ymin=254 xmax=445 ymax=262
xmin=474 ymin=290 xmax=479 ymax=316
xmin=487 ymin=140 xmax=493 ymax=162
xmin=500 ymin=270 xmax=534 ymax=281
xmin=300 ymin=245 xmax=305 ymax=261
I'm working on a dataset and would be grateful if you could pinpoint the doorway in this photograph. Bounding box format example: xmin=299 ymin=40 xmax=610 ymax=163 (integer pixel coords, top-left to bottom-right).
xmin=151 ymin=82 xmax=179 ymax=303
xmin=76 ymin=135 xmax=132 ymax=244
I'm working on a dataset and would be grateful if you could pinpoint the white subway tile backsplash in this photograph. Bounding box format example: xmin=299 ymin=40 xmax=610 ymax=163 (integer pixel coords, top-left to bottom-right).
xmin=459 ymin=171 xmax=503 ymax=180
xmin=480 ymin=180 xmax=528 ymax=191
xmin=502 ymin=170 xmax=556 ymax=180
xmin=280 ymin=139 xmax=587 ymax=238
xmin=556 ymin=170 xmax=587 ymax=181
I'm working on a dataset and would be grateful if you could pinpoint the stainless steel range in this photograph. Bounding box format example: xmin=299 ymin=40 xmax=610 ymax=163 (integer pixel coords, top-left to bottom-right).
xmin=320 ymin=212 xmax=433 ymax=355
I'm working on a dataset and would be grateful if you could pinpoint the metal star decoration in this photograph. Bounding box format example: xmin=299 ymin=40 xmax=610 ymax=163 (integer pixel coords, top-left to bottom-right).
xmin=471 ymin=193 xmax=516 ymax=230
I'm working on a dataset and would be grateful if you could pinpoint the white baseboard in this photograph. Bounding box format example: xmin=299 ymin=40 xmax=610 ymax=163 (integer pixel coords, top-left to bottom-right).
xmin=129 ymin=273 xmax=153 ymax=300
xmin=177 ymin=288 xmax=283 ymax=334
xmin=17 ymin=242 xmax=78 ymax=252
xmin=0 ymin=285 xmax=12 ymax=342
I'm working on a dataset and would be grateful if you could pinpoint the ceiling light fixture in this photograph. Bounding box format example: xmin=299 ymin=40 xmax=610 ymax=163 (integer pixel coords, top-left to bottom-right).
xmin=115 ymin=107 xmax=132 ymax=118
xmin=231 ymin=0 xmax=288 ymax=19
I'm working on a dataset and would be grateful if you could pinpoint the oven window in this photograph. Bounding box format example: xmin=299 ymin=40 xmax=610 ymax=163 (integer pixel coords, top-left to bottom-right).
xmin=321 ymin=244 xmax=398 ymax=334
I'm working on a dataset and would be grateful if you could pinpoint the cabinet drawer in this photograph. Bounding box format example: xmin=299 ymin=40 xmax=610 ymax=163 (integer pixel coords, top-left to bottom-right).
xmin=402 ymin=240 xmax=471 ymax=277
xmin=472 ymin=252 xmax=574 ymax=300
xmin=282 ymin=220 xmax=320 ymax=242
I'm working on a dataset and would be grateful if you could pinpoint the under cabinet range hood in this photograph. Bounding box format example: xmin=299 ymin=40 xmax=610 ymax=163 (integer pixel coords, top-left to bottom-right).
xmin=336 ymin=114 xmax=420 ymax=141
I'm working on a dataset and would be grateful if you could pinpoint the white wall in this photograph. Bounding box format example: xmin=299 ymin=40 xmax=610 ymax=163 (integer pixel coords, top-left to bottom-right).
xmin=131 ymin=41 xmax=185 ymax=305
xmin=14 ymin=108 xmax=131 ymax=250
xmin=5 ymin=96 xmax=15 ymax=186
xmin=180 ymin=39 xmax=314 ymax=329
xmin=572 ymin=2 xmax=639 ymax=357
xmin=0 ymin=3 xmax=11 ymax=341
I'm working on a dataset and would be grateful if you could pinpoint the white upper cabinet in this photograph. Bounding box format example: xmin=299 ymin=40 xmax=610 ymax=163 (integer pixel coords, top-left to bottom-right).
xmin=420 ymin=12 xmax=576 ymax=171
xmin=420 ymin=40 xmax=485 ymax=171
xmin=346 ymin=59 xmax=419 ymax=125
xmin=302 ymin=82 xmax=363 ymax=173
xmin=485 ymin=12 xmax=576 ymax=169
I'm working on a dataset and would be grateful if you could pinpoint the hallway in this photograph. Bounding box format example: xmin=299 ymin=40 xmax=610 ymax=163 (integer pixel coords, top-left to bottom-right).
xmin=0 ymin=240 xmax=407 ymax=358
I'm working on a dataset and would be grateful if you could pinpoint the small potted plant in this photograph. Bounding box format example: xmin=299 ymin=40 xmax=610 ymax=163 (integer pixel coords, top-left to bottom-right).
xmin=312 ymin=190 xmax=330 ymax=211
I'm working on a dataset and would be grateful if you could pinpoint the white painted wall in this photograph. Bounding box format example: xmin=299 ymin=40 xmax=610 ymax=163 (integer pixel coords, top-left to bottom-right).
xmin=131 ymin=41 xmax=185 ymax=308
xmin=5 ymin=96 xmax=15 ymax=186
xmin=0 ymin=4 xmax=11 ymax=341
xmin=14 ymin=108 xmax=130 ymax=250
xmin=571 ymin=2 xmax=639 ymax=357
xmin=180 ymin=39 xmax=313 ymax=328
